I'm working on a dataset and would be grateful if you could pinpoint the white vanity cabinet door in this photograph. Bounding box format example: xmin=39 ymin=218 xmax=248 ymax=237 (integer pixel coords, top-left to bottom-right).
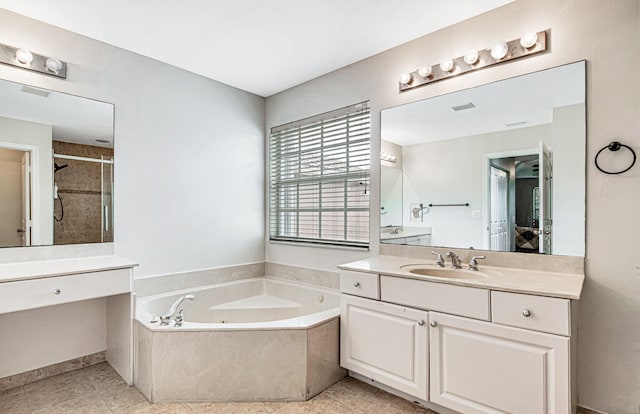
xmin=429 ymin=312 xmax=570 ymax=414
xmin=340 ymin=294 xmax=428 ymax=400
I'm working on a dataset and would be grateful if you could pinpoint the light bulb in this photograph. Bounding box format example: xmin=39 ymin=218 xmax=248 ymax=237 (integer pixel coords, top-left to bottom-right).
xmin=520 ymin=32 xmax=538 ymax=49
xmin=440 ymin=59 xmax=455 ymax=72
xmin=45 ymin=57 xmax=63 ymax=74
xmin=490 ymin=42 xmax=509 ymax=60
xmin=15 ymin=48 xmax=33 ymax=64
xmin=417 ymin=66 xmax=432 ymax=78
xmin=399 ymin=73 xmax=412 ymax=84
xmin=463 ymin=50 xmax=479 ymax=65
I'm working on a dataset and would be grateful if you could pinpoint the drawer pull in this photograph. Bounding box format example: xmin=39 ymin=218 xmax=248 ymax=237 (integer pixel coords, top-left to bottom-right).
xmin=522 ymin=309 xmax=531 ymax=317
xmin=430 ymin=321 xmax=438 ymax=328
xmin=353 ymin=282 xmax=361 ymax=288
xmin=417 ymin=320 xmax=425 ymax=326
xmin=53 ymin=288 xmax=61 ymax=295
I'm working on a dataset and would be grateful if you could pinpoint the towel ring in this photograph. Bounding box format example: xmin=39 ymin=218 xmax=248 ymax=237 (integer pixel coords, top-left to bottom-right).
xmin=595 ymin=141 xmax=636 ymax=175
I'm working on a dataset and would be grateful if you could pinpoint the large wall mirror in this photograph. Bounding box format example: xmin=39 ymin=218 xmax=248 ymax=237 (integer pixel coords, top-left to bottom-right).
xmin=0 ymin=79 xmax=114 ymax=248
xmin=380 ymin=61 xmax=585 ymax=256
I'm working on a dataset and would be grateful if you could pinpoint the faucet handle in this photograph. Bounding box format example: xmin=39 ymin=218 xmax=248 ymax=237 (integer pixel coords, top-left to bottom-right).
xmin=469 ymin=255 xmax=486 ymax=271
xmin=174 ymin=309 xmax=184 ymax=327
xmin=431 ymin=251 xmax=445 ymax=267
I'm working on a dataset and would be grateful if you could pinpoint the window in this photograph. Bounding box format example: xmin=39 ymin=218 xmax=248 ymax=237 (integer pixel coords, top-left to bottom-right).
xmin=269 ymin=102 xmax=370 ymax=247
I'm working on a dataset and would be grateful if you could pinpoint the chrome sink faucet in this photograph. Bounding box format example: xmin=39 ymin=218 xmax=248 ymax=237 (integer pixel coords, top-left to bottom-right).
xmin=468 ymin=255 xmax=486 ymax=271
xmin=160 ymin=294 xmax=195 ymax=326
xmin=431 ymin=251 xmax=445 ymax=267
xmin=446 ymin=252 xmax=462 ymax=269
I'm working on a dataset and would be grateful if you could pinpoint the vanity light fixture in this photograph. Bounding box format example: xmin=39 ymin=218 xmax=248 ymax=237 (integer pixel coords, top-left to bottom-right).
xmin=380 ymin=151 xmax=397 ymax=163
xmin=399 ymin=30 xmax=547 ymax=92
xmin=490 ymin=42 xmax=509 ymax=60
xmin=439 ymin=59 xmax=455 ymax=72
xmin=417 ymin=66 xmax=433 ymax=78
xmin=463 ymin=50 xmax=479 ymax=65
xmin=15 ymin=48 xmax=33 ymax=64
xmin=399 ymin=72 xmax=412 ymax=84
xmin=0 ymin=42 xmax=67 ymax=79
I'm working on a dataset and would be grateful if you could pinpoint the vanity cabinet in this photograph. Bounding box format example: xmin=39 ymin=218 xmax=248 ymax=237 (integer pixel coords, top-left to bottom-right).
xmin=340 ymin=293 xmax=428 ymax=399
xmin=429 ymin=312 xmax=569 ymax=414
xmin=339 ymin=269 xmax=576 ymax=414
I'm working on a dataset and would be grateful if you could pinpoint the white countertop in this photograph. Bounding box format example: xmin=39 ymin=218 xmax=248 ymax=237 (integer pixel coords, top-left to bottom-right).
xmin=0 ymin=256 xmax=138 ymax=283
xmin=338 ymin=255 xmax=584 ymax=299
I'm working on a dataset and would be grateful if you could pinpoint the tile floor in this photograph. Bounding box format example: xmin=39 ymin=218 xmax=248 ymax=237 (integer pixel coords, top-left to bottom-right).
xmin=0 ymin=363 xmax=439 ymax=413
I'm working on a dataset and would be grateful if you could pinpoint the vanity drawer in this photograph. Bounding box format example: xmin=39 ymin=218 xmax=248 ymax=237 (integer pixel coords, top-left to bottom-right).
xmin=380 ymin=276 xmax=490 ymax=320
xmin=0 ymin=269 xmax=131 ymax=314
xmin=491 ymin=291 xmax=570 ymax=336
xmin=340 ymin=270 xmax=380 ymax=299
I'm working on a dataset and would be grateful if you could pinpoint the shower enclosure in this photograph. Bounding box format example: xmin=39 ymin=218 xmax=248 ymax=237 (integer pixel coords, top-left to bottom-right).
xmin=53 ymin=150 xmax=114 ymax=244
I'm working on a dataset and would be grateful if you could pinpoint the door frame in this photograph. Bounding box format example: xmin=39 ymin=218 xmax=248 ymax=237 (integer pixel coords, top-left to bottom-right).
xmin=482 ymin=148 xmax=537 ymax=250
xmin=0 ymin=141 xmax=40 ymax=245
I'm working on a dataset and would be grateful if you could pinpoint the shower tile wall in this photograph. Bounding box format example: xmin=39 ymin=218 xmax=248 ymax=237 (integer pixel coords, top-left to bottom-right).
xmin=53 ymin=141 xmax=113 ymax=245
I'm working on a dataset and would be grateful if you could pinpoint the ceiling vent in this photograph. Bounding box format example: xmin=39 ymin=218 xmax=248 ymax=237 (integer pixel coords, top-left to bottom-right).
xmin=20 ymin=85 xmax=50 ymax=98
xmin=505 ymin=120 xmax=527 ymax=127
xmin=451 ymin=102 xmax=475 ymax=111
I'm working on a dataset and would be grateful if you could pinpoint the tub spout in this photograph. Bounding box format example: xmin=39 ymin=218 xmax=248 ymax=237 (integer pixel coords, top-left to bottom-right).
xmin=160 ymin=294 xmax=195 ymax=326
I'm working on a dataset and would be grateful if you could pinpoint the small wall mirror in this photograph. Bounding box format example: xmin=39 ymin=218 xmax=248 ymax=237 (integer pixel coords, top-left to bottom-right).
xmin=380 ymin=61 xmax=586 ymax=256
xmin=0 ymin=79 xmax=114 ymax=248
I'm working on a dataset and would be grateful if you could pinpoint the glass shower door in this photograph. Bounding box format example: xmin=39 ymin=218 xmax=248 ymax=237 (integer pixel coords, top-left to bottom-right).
xmin=101 ymin=156 xmax=114 ymax=242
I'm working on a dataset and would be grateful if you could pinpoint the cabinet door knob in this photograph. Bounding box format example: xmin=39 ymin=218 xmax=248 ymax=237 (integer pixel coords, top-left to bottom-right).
xmin=430 ymin=321 xmax=437 ymax=328
xmin=417 ymin=320 xmax=425 ymax=326
xmin=53 ymin=288 xmax=61 ymax=295
xmin=353 ymin=282 xmax=360 ymax=288
xmin=522 ymin=309 xmax=531 ymax=317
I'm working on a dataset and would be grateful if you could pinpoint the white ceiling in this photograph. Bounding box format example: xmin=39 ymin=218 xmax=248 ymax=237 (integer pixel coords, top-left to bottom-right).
xmin=0 ymin=0 xmax=512 ymax=97
xmin=381 ymin=62 xmax=586 ymax=146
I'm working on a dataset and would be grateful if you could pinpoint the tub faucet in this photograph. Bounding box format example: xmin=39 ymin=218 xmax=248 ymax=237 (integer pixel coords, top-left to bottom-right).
xmin=160 ymin=295 xmax=195 ymax=326
xmin=446 ymin=252 xmax=462 ymax=269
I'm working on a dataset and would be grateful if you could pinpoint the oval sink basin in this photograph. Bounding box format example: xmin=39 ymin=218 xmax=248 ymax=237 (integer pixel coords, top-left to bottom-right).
xmin=402 ymin=266 xmax=486 ymax=280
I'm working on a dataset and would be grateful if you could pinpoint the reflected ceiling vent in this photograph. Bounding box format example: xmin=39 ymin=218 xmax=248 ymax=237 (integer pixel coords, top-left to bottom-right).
xmin=451 ymin=102 xmax=475 ymax=111
xmin=505 ymin=120 xmax=527 ymax=127
xmin=20 ymin=85 xmax=49 ymax=97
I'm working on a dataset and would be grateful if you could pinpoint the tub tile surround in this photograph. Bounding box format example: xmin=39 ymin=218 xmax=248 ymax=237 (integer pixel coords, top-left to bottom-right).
xmin=265 ymin=262 xmax=339 ymax=290
xmin=134 ymin=318 xmax=345 ymax=403
xmin=134 ymin=262 xmax=265 ymax=297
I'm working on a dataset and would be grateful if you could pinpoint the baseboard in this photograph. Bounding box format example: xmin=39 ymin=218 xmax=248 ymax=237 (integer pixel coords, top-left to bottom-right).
xmin=0 ymin=350 xmax=105 ymax=391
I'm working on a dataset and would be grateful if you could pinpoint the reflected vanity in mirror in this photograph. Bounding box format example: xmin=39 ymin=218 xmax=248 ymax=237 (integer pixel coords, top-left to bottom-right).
xmin=0 ymin=79 xmax=114 ymax=248
xmin=380 ymin=61 xmax=585 ymax=256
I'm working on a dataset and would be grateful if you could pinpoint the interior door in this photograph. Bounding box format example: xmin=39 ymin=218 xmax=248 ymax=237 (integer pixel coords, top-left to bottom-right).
xmin=489 ymin=165 xmax=508 ymax=251
xmin=20 ymin=151 xmax=31 ymax=246
xmin=539 ymin=142 xmax=552 ymax=254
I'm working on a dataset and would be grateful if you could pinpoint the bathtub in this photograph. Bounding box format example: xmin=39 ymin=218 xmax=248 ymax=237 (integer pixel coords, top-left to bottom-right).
xmin=134 ymin=277 xmax=345 ymax=403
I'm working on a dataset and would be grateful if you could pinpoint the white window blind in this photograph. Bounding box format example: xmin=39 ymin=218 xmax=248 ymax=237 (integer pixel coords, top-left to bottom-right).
xmin=269 ymin=102 xmax=370 ymax=247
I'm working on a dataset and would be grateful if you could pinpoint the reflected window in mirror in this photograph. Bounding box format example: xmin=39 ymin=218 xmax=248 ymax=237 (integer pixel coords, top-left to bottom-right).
xmin=380 ymin=61 xmax=586 ymax=256
xmin=0 ymin=79 xmax=114 ymax=248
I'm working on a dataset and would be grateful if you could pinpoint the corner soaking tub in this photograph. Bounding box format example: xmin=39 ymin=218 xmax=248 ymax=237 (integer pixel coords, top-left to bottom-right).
xmin=134 ymin=277 xmax=344 ymax=403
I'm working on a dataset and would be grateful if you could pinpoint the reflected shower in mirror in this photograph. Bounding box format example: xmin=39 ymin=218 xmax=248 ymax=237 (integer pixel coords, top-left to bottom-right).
xmin=380 ymin=61 xmax=585 ymax=256
xmin=0 ymin=79 xmax=114 ymax=248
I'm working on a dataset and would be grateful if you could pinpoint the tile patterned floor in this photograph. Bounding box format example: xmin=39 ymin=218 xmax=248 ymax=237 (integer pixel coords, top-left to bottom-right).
xmin=0 ymin=363 xmax=439 ymax=414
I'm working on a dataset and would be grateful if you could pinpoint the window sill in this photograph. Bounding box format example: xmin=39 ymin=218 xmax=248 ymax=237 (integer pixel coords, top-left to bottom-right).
xmin=268 ymin=239 xmax=370 ymax=252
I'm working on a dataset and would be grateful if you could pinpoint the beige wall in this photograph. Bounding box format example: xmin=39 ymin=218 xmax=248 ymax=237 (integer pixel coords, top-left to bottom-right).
xmin=0 ymin=149 xmax=23 ymax=247
xmin=265 ymin=1 xmax=640 ymax=412
xmin=0 ymin=116 xmax=53 ymax=245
